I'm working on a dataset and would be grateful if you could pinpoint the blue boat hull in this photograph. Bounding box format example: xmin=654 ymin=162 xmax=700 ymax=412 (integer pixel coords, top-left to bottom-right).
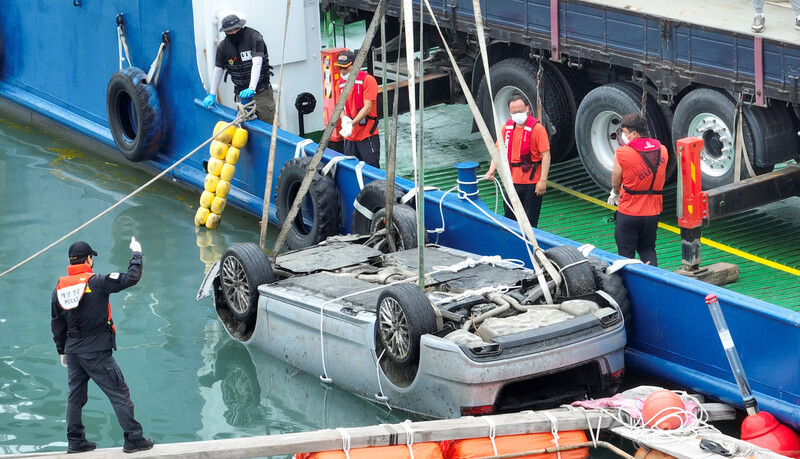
xmin=1 ymin=1 xmax=798 ymax=429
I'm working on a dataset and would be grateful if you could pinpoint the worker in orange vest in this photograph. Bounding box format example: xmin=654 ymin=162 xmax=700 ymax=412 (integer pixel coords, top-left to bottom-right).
xmin=335 ymin=50 xmax=381 ymax=168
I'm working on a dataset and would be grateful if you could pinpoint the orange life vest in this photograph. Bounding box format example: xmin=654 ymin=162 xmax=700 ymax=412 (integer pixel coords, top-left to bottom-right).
xmin=56 ymin=264 xmax=116 ymax=335
xmin=339 ymin=70 xmax=378 ymax=135
xmin=504 ymin=116 xmax=541 ymax=181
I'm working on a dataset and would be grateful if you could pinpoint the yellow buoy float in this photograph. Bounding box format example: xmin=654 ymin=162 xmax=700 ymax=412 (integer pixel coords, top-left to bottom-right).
xmin=195 ymin=122 xmax=248 ymax=229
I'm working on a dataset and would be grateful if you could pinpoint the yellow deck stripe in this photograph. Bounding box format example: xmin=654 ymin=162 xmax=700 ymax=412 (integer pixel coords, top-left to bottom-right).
xmin=546 ymin=181 xmax=800 ymax=277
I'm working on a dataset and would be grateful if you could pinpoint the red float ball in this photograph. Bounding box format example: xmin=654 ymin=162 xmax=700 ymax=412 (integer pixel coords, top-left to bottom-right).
xmin=642 ymin=390 xmax=685 ymax=430
xmin=741 ymin=411 xmax=800 ymax=458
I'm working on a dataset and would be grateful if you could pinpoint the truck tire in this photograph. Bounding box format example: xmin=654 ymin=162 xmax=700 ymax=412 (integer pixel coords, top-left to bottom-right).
xmin=545 ymin=61 xmax=595 ymax=161
xmin=575 ymin=83 xmax=673 ymax=191
xmin=671 ymin=88 xmax=790 ymax=189
xmin=476 ymin=58 xmax=571 ymax=162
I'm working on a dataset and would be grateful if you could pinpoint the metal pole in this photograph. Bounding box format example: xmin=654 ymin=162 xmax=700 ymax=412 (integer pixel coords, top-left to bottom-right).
xmin=416 ymin=0 xmax=426 ymax=287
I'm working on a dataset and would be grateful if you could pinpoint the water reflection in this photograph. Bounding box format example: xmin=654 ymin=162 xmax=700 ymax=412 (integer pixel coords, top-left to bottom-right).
xmin=197 ymin=334 xmax=409 ymax=439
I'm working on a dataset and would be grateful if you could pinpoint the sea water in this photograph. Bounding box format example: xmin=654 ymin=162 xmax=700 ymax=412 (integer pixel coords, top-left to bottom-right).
xmin=0 ymin=115 xmax=407 ymax=455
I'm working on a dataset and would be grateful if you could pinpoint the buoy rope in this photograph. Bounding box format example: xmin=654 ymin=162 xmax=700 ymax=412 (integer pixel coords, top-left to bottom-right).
xmin=400 ymin=420 xmax=416 ymax=459
xmin=544 ymin=411 xmax=562 ymax=459
xmin=0 ymin=115 xmax=246 ymax=279
xmin=483 ymin=416 xmax=499 ymax=457
xmin=335 ymin=428 xmax=352 ymax=459
xmin=373 ymin=349 xmax=391 ymax=409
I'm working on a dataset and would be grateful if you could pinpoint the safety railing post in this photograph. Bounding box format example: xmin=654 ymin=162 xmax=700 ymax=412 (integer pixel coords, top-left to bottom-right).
xmin=676 ymin=137 xmax=707 ymax=271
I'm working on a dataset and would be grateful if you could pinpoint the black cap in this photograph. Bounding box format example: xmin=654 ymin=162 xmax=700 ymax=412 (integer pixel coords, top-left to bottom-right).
xmin=219 ymin=14 xmax=246 ymax=32
xmin=68 ymin=241 xmax=97 ymax=260
xmin=335 ymin=50 xmax=355 ymax=67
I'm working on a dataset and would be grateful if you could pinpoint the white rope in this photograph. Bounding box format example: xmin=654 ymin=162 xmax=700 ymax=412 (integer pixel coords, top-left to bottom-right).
xmin=373 ymin=349 xmax=391 ymax=409
xmin=0 ymin=114 xmax=246 ymax=279
xmin=456 ymin=178 xmax=480 ymax=198
xmin=399 ymin=185 xmax=439 ymax=205
xmin=335 ymin=428 xmax=352 ymax=459
xmin=563 ymin=405 xmax=602 ymax=448
xmin=482 ymin=416 xmax=499 ymax=457
xmin=544 ymin=411 xmax=562 ymax=459
xmin=400 ymin=420 xmax=416 ymax=459
xmin=294 ymin=138 xmax=313 ymax=158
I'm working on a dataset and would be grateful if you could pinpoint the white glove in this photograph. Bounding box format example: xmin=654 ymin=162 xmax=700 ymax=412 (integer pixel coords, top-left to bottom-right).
xmin=339 ymin=118 xmax=353 ymax=138
xmin=607 ymin=189 xmax=620 ymax=206
xmin=129 ymin=236 xmax=142 ymax=253
xmin=341 ymin=115 xmax=352 ymax=125
xmin=60 ymin=355 xmax=68 ymax=368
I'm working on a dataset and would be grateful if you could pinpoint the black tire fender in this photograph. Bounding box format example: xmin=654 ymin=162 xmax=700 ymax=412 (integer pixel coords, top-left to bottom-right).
xmin=476 ymin=57 xmax=571 ymax=160
xmin=369 ymin=205 xmax=419 ymax=252
xmin=671 ymin=88 xmax=786 ymax=189
xmin=352 ymin=180 xmax=405 ymax=236
xmin=574 ymin=82 xmax=673 ymax=191
xmin=275 ymin=157 xmax=341 ymax=250
xmin=219 ymin=242 xmax=275 ymax=323
xmin=544 ymin=246 xmax=596 ymax=298
xmin=106 ymin=67 xmax=163 ymax=162
xmin=376 ymin=283 xmax=438 ymax=366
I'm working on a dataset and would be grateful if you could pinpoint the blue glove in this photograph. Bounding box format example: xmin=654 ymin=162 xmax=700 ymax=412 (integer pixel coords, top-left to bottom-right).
xmin=203 ymin=94 xmax=216 ymax=109
xmin=239 ymin=88 xmax=255 ymax=99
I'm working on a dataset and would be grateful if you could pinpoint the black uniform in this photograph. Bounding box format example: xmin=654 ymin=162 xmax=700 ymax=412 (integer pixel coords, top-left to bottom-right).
xmin=51 ymin=252 xmax=145 ymax=448
xmin=215 ymin=26 xmax=273 ymax=95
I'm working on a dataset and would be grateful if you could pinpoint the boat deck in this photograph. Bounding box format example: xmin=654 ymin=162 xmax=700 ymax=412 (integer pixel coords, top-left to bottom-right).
xmin=421 ymin=159 xmax=800 ymax=312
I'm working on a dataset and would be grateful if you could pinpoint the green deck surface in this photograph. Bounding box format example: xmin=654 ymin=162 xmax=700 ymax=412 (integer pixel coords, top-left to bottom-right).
xmin=417 ymin=159 xmax=800 ymax=312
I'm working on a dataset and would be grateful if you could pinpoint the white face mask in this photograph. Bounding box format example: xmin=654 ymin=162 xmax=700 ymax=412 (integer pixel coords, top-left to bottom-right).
xmin=511 ymin=112 xmax=528 ymax=125
xmin=619 ymin=132 xmax=630 ymax=146
xmin=339 ymin=71 xmax=350 ymax=80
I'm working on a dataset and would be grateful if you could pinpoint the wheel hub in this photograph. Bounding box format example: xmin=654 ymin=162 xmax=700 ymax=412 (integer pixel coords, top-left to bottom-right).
xmin=589 ymin=110 xmax=623 ymax=171
xmin=221 ymin=256 xmax=250 ymax=316
xmin=688 ymin=113 xmax=733 ymax=177
xmin=379 ymin=297 xmax=410 ymax=359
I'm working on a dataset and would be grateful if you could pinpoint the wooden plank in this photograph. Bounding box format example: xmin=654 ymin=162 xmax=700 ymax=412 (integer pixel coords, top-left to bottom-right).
xmin=7 ymin=404 xmax=737 ymax=459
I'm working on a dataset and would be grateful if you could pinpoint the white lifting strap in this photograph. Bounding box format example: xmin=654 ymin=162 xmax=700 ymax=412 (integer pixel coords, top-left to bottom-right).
xmin=294 ymin=138 xmax=313 ymax=158
xmin=400 ymin=186 xmax=438 ymax=205
xmin=336 ymin=428 xmax=352 ymax=459
xmin=577 ymin=243 xmax=595 ymax=258
xmin=355 ymin=161 xmax=366 ymax=190
xmin=353 ymin=199 xmax=374 ymax=222
xmin=146 ymin=40 xmax=168 ymax=86
xmin=321 ymin=154 xmax=356 ymax=178
xmin=117 ymin=23 xmax=132 ymax=70
xmin=483 ymin=416 xmax=499 ymax=457
xmin=606 ymin=258 xmax=642 ymax=275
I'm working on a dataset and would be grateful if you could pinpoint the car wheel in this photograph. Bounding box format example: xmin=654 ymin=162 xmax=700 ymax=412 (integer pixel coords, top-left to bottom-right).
xmin=219 ymin=242 xmax=275 ymax=322
xmin=369 ymin=205 xmax=419 ymax=252
xmin=588 ymin=257 xmax=631 ymax=333
xmin=544 ymin=246 xmax=596 ymax=298
xmin=352 ymin=180 xmax=406 ymax=236
xmin=376 ymin=284 xmax=438 ymax=366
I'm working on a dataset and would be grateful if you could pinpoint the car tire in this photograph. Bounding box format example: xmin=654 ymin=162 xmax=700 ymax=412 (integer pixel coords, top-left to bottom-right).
xmin=369 ymin=205 xmax=419 ymax=252
xmin=575 ymin=82 xmax=673 ymax=191
xmin=376 ymin=283 xmax=438 ymax=366
xmin=544 ymin=246 xmax=596 ymax=298
xmin=352 ymin=180 xmax=406 ymax=236
xmin=588 ymin=257 xmax=631 ymax=333
xmin=219 ymin=242 xmax=275 ymax=323
xmin=276 ymin=157 xmax=341 ymax=250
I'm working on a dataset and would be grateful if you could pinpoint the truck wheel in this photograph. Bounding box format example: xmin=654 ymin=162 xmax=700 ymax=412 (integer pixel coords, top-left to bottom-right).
xmin=376 ymin=284 xmax=438 ymax=366
xmin=219 ymin=243 xmax=275 ymax=323
xmin=476 ymin=58 xmax=571 ymax=162
xmin=545 ymin=61 xmax=595 ymax=161
xmin=544 ymin=246 xmax=596 ymax=298
xmin=672 ymin=88 xmax=789 ymax=189
xmin=575 ymin=83 xmax=673 ymax=191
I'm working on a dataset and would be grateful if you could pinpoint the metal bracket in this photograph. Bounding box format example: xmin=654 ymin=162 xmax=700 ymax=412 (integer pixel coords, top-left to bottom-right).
xmin=550 ymin=0 xmax=559 ymax=60
xmin=754 ymin=36 xmax=766 ymax=107
xmin=162 ymin=30 xmax=171 ymax=44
